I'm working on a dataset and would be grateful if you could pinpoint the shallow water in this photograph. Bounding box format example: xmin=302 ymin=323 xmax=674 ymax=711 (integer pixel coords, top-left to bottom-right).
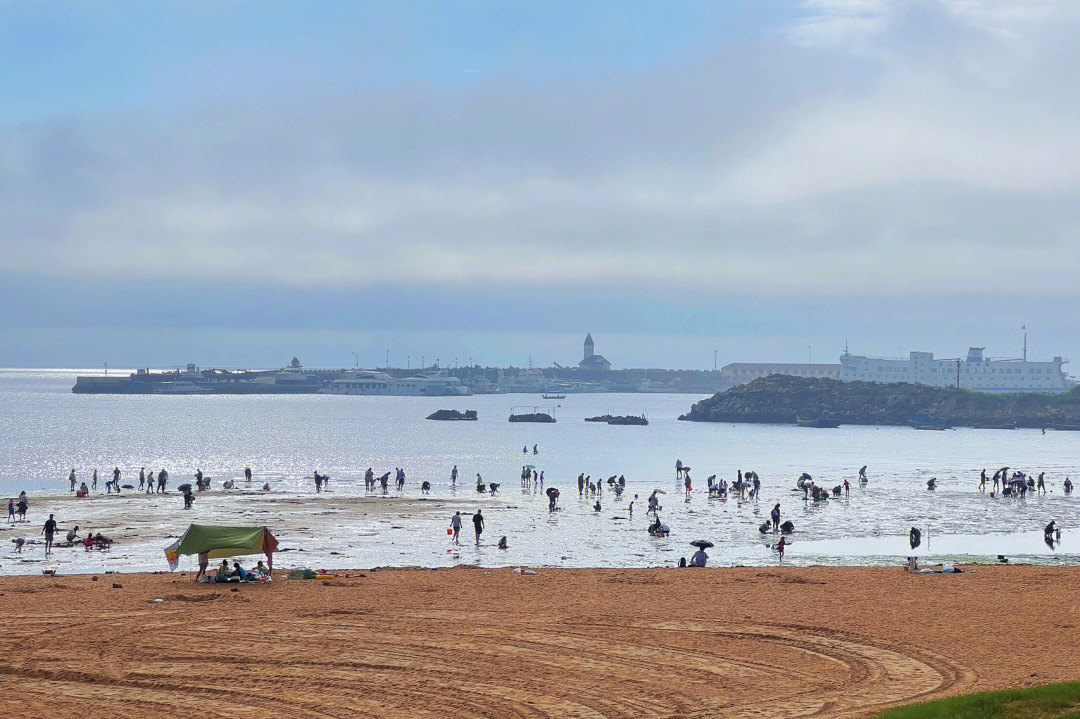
xmin=1 ymin=368 xmax=1078 ymax=575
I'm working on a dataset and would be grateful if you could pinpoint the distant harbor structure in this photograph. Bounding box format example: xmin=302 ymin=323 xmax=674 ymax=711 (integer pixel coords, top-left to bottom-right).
xmin=839 ymin=346 xmax=1068 ymax=393
xmin=73 ymin=360 xmax=472 ymax=396
xmin=721 ymin=342 xmax=1069 ymax=394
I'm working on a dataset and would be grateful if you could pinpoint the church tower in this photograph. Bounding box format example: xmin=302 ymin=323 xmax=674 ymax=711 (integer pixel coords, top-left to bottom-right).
xmin=584 ymin=333 xmax=594 ymax=361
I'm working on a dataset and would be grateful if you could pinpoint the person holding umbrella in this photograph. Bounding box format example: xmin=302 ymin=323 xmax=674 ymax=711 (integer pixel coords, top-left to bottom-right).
xmin=689 ymin=540 xmax=712 ymax=567
xmin=546 ymin=487 xmax=560 ymax=512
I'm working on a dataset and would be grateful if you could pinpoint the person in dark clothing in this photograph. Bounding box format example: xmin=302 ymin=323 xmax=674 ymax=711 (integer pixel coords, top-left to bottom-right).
xmin=472 ymin=509 xmax=484 ymax=546
xmin=771 ymin=503 xmax=781 ymax=533
xmin=42 ymin=513 xmax=57 ymax=555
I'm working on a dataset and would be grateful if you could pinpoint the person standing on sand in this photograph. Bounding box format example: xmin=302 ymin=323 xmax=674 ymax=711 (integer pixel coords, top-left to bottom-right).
xmin=69 ymin=469 xmax=76 ymax=493
xmin=194 ymin=551 xmax=210 ymax=581
xmin=138 ymin=467 xmax=145 ymax=492
xmin=979 ymin=469 xmax=987 ymax=492
xmin=450 ymin=511 xmax=462 ymax=544
xmin=42 ymin=513 xmax=57 ymax=556
xmin=92 ymin=469 xmax=98 ymax=491
xmin=578 ymin=473 xmax=585 ymax=496
xmin=776 ymin=536 xmax=786 ymax=564
xmin=473 ymin=509 xmax=484 ymax=545
xmin=7 ymin=499 xmax=14 ymax=523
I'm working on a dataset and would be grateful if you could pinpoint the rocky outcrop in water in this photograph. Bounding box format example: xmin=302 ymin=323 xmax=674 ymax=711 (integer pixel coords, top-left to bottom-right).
xmin=679 ymin=375 xmax=1080 ymax=428
xmin=426 ymin=409 xmax=477 ymax=421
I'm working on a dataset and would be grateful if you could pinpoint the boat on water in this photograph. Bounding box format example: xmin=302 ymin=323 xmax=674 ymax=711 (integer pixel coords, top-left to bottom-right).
xmin=389 ymin=371 xmax=472 ymax=396
xmin=509 ymin=406 xmax=556 ymax=423
xmin=318 ymin=370 xmax=393 ymax=395
xmin=426 ymin=409 xmax=477 ymax=421
xmin=153 ymin=381 xmax=213 ymax=395
xmin=908 ymin=412 xmax=953 ymax=430
xmin=607 ymin=413 xmax=648 ymax=426
xmin=796 ymin=418 xmax=841 ymax=428
xmin=1053 ymin=424 xmax=1080 ymax=431
xmin=586 ymin=413 xmax=648 ymax=425
xmin=542 ymin=393 xmax=566 ymax=399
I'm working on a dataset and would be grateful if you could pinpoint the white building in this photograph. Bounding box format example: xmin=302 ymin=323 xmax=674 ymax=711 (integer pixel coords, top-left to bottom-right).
xmin=839 ymin=347 xmax=1068 ymax=393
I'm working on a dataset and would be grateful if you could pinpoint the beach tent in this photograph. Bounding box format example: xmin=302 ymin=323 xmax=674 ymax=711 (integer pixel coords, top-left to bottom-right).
xmin=165 ymin=524 xmax=278 ymax=571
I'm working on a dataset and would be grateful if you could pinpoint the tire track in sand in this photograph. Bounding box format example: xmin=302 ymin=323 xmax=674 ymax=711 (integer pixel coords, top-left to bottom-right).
xmin=0 ymin=608 xmax=978 ymax=719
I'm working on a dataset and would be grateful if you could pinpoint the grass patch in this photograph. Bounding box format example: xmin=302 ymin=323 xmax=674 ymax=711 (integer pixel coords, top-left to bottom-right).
xmin=878 ymin=682 xmax=1080 ymax=719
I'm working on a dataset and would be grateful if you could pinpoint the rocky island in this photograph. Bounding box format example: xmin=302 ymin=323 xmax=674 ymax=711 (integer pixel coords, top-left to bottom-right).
xmin=680 ymin=374 xmax=1080 ymax=428
xmin=426 ymin=409 xmax=477 ymax=421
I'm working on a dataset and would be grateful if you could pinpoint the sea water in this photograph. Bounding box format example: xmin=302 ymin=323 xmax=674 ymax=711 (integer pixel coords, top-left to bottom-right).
xmin=0 ymin=368 xmax=1078 ymax=575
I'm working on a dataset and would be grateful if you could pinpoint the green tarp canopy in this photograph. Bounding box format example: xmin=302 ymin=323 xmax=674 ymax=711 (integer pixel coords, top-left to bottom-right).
xmin=165 ymin=524 xmax=278 ymax=571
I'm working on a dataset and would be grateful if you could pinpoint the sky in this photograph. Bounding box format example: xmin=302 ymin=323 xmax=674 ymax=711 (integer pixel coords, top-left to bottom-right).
xmin=2 ymin=0 xmax=1079 ymax=370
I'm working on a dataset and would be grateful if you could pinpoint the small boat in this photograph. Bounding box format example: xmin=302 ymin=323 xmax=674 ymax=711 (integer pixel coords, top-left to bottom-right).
xmin=796 ymin=418 xmax=840 ymax=428
xmin=908 ymin=413 xmax=953 ymax=430
xmin=1053 ymin=424 xmax=1080 ymax=431
xmin=541 ymin=393 xmax=566 ymax=399
xmin=509 ymin=406 xmax=556 ymax=423
xmin=426 ymin=409 xmax=477 ymax=421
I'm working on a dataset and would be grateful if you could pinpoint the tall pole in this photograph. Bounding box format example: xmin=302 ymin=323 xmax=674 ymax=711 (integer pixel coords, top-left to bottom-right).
xmin=956 ymin=359 xmax=961 ymax=389
xmin=1023 ymin=328 xmax=1028 ymax=362
xmin=385 ymin=349 xmax=389 ymax=370
xmin=713 ymin=350 xmax=717 ymax=371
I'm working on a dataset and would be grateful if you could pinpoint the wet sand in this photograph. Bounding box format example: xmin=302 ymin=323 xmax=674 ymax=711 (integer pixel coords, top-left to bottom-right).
xmin=1 ymin=565 xmax=1076 ymax=718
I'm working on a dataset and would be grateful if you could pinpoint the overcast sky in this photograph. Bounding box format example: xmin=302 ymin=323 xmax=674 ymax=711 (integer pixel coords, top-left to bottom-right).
xmin=3 ymin=1 xmax=1078 ymax=370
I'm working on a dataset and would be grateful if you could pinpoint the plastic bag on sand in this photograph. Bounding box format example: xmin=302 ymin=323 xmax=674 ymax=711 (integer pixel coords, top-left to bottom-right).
xmin=512 ymin=567 xmax=537 ymax=576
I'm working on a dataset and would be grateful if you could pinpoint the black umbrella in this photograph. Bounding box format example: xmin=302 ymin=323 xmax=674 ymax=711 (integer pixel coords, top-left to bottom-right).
xmin=546 ymin=487 xmax=559 ymax=497
xmin=177 ymin=483 xmax=192 ymax=493
xmin=690 ymin=539 xmax=714 ymax=549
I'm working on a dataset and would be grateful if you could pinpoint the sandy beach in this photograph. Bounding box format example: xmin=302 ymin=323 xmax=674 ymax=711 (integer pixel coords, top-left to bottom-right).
xmin=1 ymin=565 xmax=1076 ymax=718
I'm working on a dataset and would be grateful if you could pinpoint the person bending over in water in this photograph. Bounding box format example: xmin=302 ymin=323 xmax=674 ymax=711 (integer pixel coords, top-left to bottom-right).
xmin=859 ymin=465 xmax=867 ymax=482
xmin=1065 ymin=477 xmax=1074 ymax=494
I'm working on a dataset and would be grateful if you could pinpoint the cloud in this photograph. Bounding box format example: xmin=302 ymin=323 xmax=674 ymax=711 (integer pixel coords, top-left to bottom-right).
xmin=2 ymin=1 xmax=1080 ymax=308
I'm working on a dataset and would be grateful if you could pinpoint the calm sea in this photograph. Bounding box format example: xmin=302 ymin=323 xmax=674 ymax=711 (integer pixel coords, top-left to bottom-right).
xmin=1 ymin=368 xmax=1078 ymax=574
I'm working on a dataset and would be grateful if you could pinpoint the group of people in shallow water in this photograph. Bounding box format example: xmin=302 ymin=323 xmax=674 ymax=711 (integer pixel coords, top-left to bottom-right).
xmin=975 ymin=467 xmax=1072 ymax=497
xmin=67 ymin=466 xmax=175 ymax=497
